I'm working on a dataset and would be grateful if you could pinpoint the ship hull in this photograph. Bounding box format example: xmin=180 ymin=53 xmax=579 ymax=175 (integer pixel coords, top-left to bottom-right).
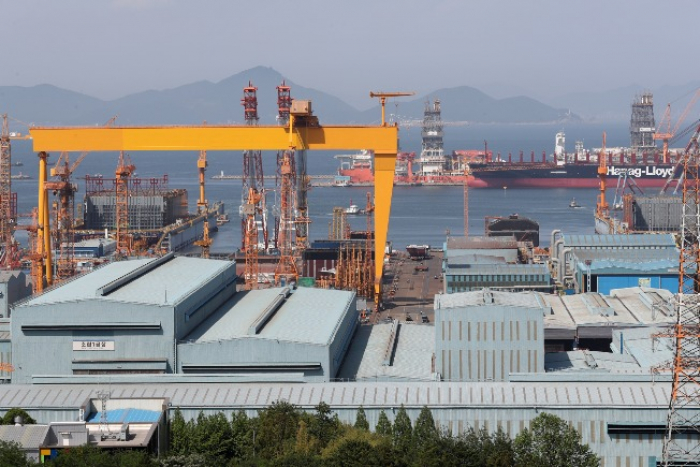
xmin=470 ymin=162 xmax=678 ymax=188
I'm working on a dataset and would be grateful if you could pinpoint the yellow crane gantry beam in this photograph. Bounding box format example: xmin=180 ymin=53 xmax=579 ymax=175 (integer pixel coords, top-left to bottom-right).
xmin=30 ymin=123 xmax=399 ymax=306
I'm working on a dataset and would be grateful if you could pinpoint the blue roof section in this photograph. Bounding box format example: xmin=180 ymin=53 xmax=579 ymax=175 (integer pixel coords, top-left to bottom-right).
xmin=572 ymin=249 xmax=680 ymax=274
xmin=86 ymin=408 xmax=161 ymax=424
xmin=18 ymin=256 xmax=235 ymax=307
xmin=563 ymin=234 xmax=676 ymax=248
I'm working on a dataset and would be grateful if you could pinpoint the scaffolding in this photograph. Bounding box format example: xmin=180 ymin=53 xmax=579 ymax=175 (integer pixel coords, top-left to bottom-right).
xmin=335 ymin=241 xmax=373 ymax=299
xmin=329 ymin=207 xmax=349 ymax=240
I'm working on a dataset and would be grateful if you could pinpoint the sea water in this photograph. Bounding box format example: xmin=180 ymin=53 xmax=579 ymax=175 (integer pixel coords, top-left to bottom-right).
xmin=7 ymin=122 xmax=637 ymax=250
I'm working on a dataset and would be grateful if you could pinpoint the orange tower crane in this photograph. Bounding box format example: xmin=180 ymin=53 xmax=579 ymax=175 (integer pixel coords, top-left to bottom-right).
xmin=241 ymin=82 xmax=266 ymax=249
xmin=115 ymin=151 xmax=135 ymax=257
xmin=660 ymin=122 xmax=700 ymax=465
xmin=193 ymin=149 xmax=212 ymax=258
xmin=243 ymin=187 xmax=262 ymax=290
xmin=46 ymin=115 xmax=116 ymax=276
xmin=463 ymin=160 xmax=472 ymax=238
xmin=654 ymin=89 xmax=700 ymax=163
xmin=274 ymin=152 xmax=298 ymax=285
xmin=274 ymin=81 xmax=293 ymax=249
xmin=596 ymin=132 xmax=610 ymax=221
xmin=0 ymin=114 xmax=18 ymax=269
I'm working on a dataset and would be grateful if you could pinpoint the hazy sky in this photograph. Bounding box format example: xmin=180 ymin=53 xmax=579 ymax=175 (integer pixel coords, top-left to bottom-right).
xmin=2 ymin=0 xmax=698 ymax=109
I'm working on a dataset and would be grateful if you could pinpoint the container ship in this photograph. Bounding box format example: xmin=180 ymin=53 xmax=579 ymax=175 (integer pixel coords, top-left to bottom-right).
xmin=336 ymin=92 xmax=681 ymax=189
xmin=468 ymin=141 xmax=680 ymax=188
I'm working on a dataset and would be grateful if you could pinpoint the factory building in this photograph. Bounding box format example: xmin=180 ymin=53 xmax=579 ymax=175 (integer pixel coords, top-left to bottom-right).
xmin=178 ymin=286 xmax=357 ymax=381
xmin=0 ymin=380 xmax=681 ymax=467
xmin=0 ymin=270 xmax=32 ymax=318
xmin=10 ymin=254 xmax=357 ymax=383
xmin=434 ymin=290 xmax=545 ymax=381
xmin=442 ymin=236 xmax=549 ymax=293
xmin=550 ymin=232 xmax=680 ymax=294
xmin=338 ymin=320 xmax=436 ymax=381
xmin=0 ymin=395 xmax=168 ymax=461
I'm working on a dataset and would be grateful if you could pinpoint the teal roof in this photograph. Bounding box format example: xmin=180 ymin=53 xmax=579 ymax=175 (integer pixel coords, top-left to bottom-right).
xmin=187 ymin=287 xmax=355 ymax=346
xmin=17 ymin=256 xmax=235 ymax=307
xmin=563 ymin=234 xmax=676 ymax=248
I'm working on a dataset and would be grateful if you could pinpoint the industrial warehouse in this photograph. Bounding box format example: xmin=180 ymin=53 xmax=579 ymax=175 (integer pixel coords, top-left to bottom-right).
xmin=0 ymin=86 xmax=697 ymax=466
xmin=0 ymin=245 xmax=689 ymax=465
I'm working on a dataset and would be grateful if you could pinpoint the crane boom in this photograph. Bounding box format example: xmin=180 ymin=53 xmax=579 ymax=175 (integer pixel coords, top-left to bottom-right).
xmin=369 ymin=91 xmax=416 ymax=126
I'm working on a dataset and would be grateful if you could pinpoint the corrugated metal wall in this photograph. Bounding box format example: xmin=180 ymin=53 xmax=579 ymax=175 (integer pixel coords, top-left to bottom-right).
xmin=11 ymin=300 xmax=176 ymax=384
xmin=435 ymin=305 xmax=544 ymax=381
xmin=172 ymin=400 xmax=667 ymax=466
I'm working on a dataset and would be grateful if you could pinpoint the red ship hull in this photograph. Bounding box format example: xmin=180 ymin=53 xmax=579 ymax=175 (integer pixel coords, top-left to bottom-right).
xmin=468 ymin=177 xmax=670 ymax=189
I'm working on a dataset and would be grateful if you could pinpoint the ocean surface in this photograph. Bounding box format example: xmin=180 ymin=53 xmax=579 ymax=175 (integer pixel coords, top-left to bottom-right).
xmin=8 ymin=123 xmax=636 ymax=251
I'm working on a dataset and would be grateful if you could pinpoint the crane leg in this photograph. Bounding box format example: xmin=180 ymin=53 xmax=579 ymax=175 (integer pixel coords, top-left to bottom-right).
xmin=373 ymin=151 xmax=396 ymax=310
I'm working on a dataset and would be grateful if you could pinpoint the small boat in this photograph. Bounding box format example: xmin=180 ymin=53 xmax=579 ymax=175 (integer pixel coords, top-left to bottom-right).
xmin=11 ymin=172 xmax=30 ymax=180
xmin=569 ymin=198 xmax=582 ymax=208
xmin=12 ymin=161 xmax=23 ymax=167
xmin=216 ymin=214 xmax=230 ymax=226
xmin=344 ymin=204 xmax=362 ymax=215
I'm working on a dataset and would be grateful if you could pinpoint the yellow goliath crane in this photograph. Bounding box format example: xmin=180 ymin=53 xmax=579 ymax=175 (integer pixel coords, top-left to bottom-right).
xmin=30 ymin=97 xmax=399 ymax=308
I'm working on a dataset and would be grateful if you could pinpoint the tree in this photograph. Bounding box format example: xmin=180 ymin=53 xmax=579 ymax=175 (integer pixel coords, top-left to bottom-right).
xmin=0 ymin=439 xmax=32 ymax=467
xmin=413 ymin=406 xmax=440 ymax=466
xmin=322 ymin=427 xmax=393 ymax=467
xmin=294 ymin=419 xmax=316 ymax=455
xmin=354 ymin=406 xmax=369 ymax=432
xmin=375 ymin=410 xmax=392 ymax=437
xmin=255 ymin=400 xmax=301 ymax=459
xmin=1 ymin=408 xmax=35 ymax=425
xmin=392 ymin=405 xmax=413 ymax=465
xmin=309 ymin=402 xmax=339 ymax=449
xmin=159 ymin=453 xmax=208 ymax=467
xmin=169 ymin=408 xmax=188 ymax=456
xmin=413 ymin=406 xmax=439 ymax=446
xmin=513 ymin=412 xmax=599 ymax=467
xmin=230 ymin=410 xmax=254 ymax=462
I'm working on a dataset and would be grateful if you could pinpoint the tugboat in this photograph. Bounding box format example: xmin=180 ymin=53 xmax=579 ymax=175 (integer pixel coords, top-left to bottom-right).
xmin=344 ymin=199 xmax=363 ymax=215
xmin=569 ymin=198 xmax=582 ymax=209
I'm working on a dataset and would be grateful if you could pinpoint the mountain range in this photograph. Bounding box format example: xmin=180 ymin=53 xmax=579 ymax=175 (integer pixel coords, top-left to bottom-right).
xmin=0 ymin=66 xmax=697 ymax=129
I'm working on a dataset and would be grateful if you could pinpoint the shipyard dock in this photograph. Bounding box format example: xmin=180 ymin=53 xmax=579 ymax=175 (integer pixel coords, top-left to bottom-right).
xmin=378 ymin=249 xmax=444 ymax=324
